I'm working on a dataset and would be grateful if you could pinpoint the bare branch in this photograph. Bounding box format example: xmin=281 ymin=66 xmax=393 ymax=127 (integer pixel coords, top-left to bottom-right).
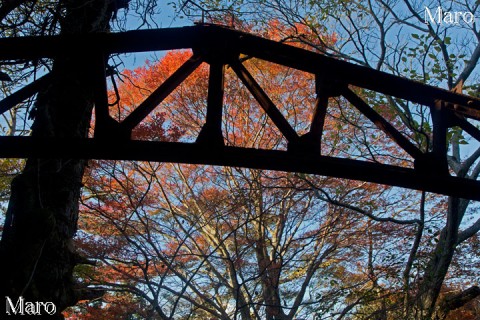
xmin=302 ymin=176 xmax=421 ymax=225
xmin=454 ymin=43 xmax=480 ymax=88
xmin=0 ymin=0 xmax=36 ymax=22
xmin=457 ymin=216 xmax=480 ymax=245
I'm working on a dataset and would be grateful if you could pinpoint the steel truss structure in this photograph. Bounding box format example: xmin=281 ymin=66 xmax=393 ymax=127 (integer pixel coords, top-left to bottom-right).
xmin=1 ymin=25 xmax=480 ymax=200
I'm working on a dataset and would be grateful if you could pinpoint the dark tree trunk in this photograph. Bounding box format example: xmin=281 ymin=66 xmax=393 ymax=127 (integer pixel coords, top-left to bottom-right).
xmin=414 ymin=197 xmax=468 ymax=319
xmin=0 ymin=1 xmax=117 ymax=317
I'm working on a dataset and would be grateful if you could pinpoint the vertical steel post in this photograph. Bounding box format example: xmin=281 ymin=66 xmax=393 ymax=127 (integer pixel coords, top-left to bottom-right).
xmin=93 ymin=52 xmax=114 ymax=138
xmin=431 ymin=100 xmax=449 ymax=175
xmin=298 ymin=74 xmax=331 ymax=155
xmin=196 ymin=61 xmax=225 ymax=147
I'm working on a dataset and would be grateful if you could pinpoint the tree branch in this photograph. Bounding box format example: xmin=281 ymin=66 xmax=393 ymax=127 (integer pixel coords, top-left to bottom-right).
xmin=458 ymin=146 xmax=480 ymax=178
xmin=302 ymin=177 xmax=421 ymax=225
xmin=457 ymin=216 xmax=480 ymax=245
xmin=403 ymin=191 xmax=425 ymax=318
xmin=0 ymin=0 xmax=35 ymax=22
xmin=437 ymin=286 xmax=480 ymax=319
xmin=454 ymin=43 xmax=480 ymax=89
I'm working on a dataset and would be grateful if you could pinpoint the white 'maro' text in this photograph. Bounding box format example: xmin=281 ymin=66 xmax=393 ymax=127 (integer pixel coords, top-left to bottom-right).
xmin=5 ymin=296 xmax=56 ymax=316
xmin=425 ymin=6 xmax=475 ymax=24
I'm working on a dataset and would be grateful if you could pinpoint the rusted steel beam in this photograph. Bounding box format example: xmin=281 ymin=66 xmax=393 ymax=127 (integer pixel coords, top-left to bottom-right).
xmin=0 ymin=73 xmax=51 ymax=115
xmin=446 ymin=103 xmax=480 ymax=121
xmin=196 ymin=61 xmax=225 ymax=146
xmin=303 ymin=74 xmax=337 ymax=153
xmin=430 ymin=101 xmax=449 ymax=174
xmin=342 ymin=87 xmax=423 ymax=160
xmin=0 ymin=136 xmax=478 ymax=200
xmin=233 ymin=30 xmax=480 ymax=113
xmin=0 ymin=27 xmax=200 ymax=60
xmin=92 ymin=53 xmax=117 ymax=139
xmin=309 ymin=75 xmax=330 ymax=139
xmin=454 ymin=115 xmax=480 ymax=143
xmin=1 ymin=25 xmax=479 ymax=115
xmin=121 ymin=54 xmax=203 ymax=133
xmin=230 ymin=59 xmax=299 ymax=144
xmin=294 ymin=75 xmax=331 ymax=155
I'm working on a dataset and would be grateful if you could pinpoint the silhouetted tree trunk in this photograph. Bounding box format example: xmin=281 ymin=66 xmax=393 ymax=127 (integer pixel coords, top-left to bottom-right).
xmin=0 ymin=1 xmax=121 ymax=317
xmin=413 ymin=198 xmax=462 ymax=319
xmin=414 ymin=196 xmax=480 ymax=320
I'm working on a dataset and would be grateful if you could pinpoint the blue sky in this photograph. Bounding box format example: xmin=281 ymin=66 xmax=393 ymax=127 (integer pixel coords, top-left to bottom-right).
xmin=117 ymin=2 xmax=193 ymax=69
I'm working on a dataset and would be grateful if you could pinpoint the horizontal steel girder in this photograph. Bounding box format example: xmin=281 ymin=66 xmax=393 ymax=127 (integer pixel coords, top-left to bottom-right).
xmin=1 ymin=25 xmax=480 ymax=117
xmin=0 ymin=137 xmax=478 ymax=200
